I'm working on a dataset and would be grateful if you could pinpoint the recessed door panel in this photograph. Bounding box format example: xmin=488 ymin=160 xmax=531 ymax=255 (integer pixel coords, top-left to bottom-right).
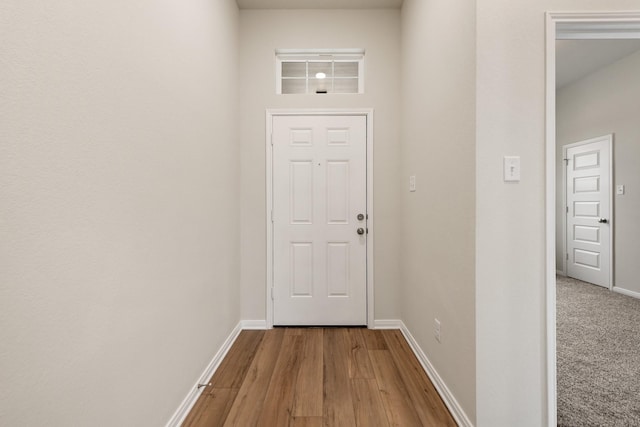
xmin=573 ymin=151 xmax=600 ymax=170
xmin=574 ymin=249 xmax=600 ymax=269
xmin=327 ymin=242 xmax=349 ymax=297
xmin=574 ymin=201 xmax=599 ymax=218
xmin=574 ymin=225 xmax=600 ymax=244
xmin=290 ymin=161 xmax=313 ymax=224
xmin=291 ymin=129 xmax=313 ymax=146
xmin=291 ymin=243 xmax=313 ymax=296
xmin=574 ymin=176 xmax=600 ymax=193
xmin=327 ymin=129 xmax=350 ymax=146
xmin=326 ymin=161 xmax=350 ymax=224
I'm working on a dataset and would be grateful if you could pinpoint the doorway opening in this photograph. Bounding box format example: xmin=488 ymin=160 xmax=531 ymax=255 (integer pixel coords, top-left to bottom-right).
xmin=546 ymin=11 xmax=640 ymax=426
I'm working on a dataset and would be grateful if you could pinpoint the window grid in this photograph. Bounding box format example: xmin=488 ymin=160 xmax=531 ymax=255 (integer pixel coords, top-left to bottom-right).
xmin=280 ymin=61 xmax=359 ymax=94
xmin=276 ymin=51 xmax=364 ymax=95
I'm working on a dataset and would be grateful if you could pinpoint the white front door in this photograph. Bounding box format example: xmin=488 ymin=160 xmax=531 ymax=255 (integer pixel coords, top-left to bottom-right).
xmin=271 ymin=114 xmax=367 ymax=325
xmin=565 ymin=135 xmax=612 ymax=288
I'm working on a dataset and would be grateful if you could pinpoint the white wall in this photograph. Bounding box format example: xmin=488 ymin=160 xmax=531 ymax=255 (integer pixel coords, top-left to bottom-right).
xmin=0 ymin=1 xmax=240 ymax=425
xmin=476 ymin=1 xmax=640 ymax=426
xmin=556 ymin=48 xmax=640 ymax=295
xmin=399 ymin=0 xmax=477 ymax=423
xmin=238 ymin=9 xmax=402 ymax=322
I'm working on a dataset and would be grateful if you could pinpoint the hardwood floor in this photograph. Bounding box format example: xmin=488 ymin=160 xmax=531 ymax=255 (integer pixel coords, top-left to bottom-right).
xmin=183 ymin=328 xmax=456 ymax=427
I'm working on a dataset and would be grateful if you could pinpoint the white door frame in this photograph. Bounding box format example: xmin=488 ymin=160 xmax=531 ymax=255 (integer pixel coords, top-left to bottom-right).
xmin=265 ymin=108 xmax=374 ymax=329
xmin=560 ymin=134 xmax=614 ymax=287
xmin=545 ymin=11 xmax=640 ymax=426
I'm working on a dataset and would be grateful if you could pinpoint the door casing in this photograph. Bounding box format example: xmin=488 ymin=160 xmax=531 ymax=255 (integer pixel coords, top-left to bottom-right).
xmin=265 ymin=108 xmax=374 ymax=329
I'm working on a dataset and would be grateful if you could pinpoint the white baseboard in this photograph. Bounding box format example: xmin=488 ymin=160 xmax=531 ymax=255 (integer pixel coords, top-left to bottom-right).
xmin=399 ymin=322 xmax=474 ymax=427
xmin=239 ymin=320 xmax=268 ymax=330
xmin=373 ymin=319 xmax=403 ymax=329
xmin=612 ymin=286 xmax=640 ymax=300
xmin=165 ymin=322 xmax=243 ymax=427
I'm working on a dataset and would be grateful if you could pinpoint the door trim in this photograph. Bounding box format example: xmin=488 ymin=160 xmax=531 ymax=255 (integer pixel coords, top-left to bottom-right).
xmin=560 ymin=134 xmax=613 ymax=288
xmin=546 ymin=11 xmax=640 ymax=426
xmin=265 ymin=108 xmax=374 ymax=328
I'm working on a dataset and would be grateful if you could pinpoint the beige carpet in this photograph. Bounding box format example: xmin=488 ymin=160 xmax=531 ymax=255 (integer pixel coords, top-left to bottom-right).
xmin=557 ymin=276 xmax=640 ymax=426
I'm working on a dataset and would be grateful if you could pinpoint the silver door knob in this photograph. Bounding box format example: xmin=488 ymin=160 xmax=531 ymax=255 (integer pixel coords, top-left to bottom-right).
xmin=598 ymin=218 xmax=608 ymax=224
xmin=357 ymin=228 xmax=365 ymax=235
xmin=357 ymin=213 xmax=365 ymax=221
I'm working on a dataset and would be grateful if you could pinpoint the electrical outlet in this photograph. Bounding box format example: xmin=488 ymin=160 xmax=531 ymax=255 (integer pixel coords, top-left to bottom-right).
xmin=434 ymin=318 xmax=441 ymax=343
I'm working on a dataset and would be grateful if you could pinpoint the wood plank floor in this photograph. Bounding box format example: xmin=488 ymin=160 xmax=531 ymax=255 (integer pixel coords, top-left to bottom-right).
xmin=183 ymin=328 xmax=456 ymax=427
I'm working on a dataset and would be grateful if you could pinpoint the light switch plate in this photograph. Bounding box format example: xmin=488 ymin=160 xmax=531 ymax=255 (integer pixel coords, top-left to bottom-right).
xmin=409 ymin=175 xmax=416 ymax=192
xmin=504 ymin=156 xmax=521 ymax=182
xmin=617 ymin=185 xmax=625 ymax=195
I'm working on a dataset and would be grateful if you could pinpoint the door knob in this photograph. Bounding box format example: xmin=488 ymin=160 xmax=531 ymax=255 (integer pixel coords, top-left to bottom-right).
xmin=357 ymin=228 xmax=365 ymax=235
xmin=357 ymin=213 xmax=365 ymax=221
xmin=598 ymin=218 xmax=608 ymax=224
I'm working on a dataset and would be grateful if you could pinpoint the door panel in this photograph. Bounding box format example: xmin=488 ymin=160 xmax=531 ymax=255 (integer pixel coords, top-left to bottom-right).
xmin=573 ymin=225 xmax=599 ymax=243
xmin=290 ymin=161 xmax=313 ymax=223
xmin=291 ymin=242 xmax=313 ymax=296
xmin=272 ymin=115 xmax=367 ymax=325
xmin=327 ymin=242 xmax=349 ymax=296
xmin=326 ymin=161 xmax=350 ymax=224
xmin=565 ymin=135 xmax=611 ymax=288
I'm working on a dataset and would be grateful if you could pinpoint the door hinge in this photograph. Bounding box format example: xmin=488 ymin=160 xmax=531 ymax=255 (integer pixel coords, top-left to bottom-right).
xmin=564 ymin=158 xmax=570 ymax=165
xmin=271 ymin=209 xmax=274 ymax=223
xmin=566 ymin=206 xmax=569 ymax=213
xmin=566 ymin=253 xmax=569 ymax=260
xmin=271 ymin=287 xmax=274 ymax=300
xmin=270 ymin=132 xmax=274 ymax=145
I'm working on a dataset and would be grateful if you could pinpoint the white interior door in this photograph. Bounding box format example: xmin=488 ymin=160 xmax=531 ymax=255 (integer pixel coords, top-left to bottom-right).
xmin=272 ymin=115 xmax=367 ymax=325
xmin=565 ymin=135 xmax=612 ymax=288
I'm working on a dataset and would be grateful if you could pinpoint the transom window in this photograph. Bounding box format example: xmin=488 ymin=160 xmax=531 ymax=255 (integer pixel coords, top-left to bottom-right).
xmin=276 ymin=49 xmax=365 ymax=95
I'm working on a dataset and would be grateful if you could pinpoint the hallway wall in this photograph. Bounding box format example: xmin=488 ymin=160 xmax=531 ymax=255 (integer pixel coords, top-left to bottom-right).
xmin=238 ymin=9 xmax=402 ymax=322
xmin=400 ymin=0 xmax=477 ymax=423
xmin=0 ymin=1 xmax=241 ymax=425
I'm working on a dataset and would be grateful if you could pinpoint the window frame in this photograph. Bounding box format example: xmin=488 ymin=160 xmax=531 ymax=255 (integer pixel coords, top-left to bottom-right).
xmin=275 ymin=49 xmax=365 ymax=95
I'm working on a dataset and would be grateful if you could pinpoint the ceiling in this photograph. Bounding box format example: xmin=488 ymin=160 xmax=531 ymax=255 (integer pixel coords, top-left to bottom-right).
xmin=556 ymin=39 xmax=640 ymax=89
xmin=237 ymin=0 xmax=403 ymax=9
